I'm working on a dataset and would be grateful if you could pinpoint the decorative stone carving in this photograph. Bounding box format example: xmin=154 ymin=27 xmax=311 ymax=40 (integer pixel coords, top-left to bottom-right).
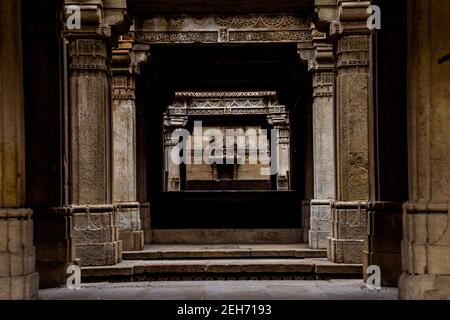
xmin=64 ymin=0 xmax=131 ymax=266
xmin=164 ymin=92 xmax=290 ymax=191
xmin=134 ymin=14 xmax=313 ymax=44
xmin=327 ymin=1 xmax=372 ymax=263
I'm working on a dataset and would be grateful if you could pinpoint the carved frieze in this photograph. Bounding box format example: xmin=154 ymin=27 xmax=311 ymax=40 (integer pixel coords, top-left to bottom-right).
xmin=165 ymin=92 xmax=288 ymax=119
xmin=135 ymin=14 xmax=313 ymax=44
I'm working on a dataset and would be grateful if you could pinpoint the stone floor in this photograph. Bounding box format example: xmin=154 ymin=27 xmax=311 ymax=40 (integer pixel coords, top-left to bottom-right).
xmin=39 ymin=280 xmax=398 ymax=300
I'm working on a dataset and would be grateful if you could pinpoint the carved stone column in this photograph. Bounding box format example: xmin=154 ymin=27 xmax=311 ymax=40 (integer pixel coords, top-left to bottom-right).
xmin=267 ymin=112 xmax=290 ymax=191
xmin=132 ymin=43 xmax=152 ymax=243
xmin=327 ymin=1 xmax=372 ymax=263
xmin=64 ymin=1 xmax=129 ymax=266
xmin=308 ymin=32 xmax=336 ymax=249
xmin=0 ymin=0 xmax=39 ymax=299
xmin=112 ymin=39 xmax=144 ymax=252
xmin=399 ymin=0 xmax=450 ymax=299
xmin=163 ymin=115 xmax=188 ymax=192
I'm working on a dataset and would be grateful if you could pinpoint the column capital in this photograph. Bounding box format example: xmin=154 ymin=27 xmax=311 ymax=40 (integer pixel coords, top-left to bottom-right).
xmin=330 ymin=0 xmax=372 ymax=36
xmin=112 ymin=39 xmax=136 ymax=100
xmin=63 ymin=0 xmax=131 ymax=43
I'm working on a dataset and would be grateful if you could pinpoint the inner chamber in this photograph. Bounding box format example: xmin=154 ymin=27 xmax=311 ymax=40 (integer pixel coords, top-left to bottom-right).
xmin=136 ymin=43 xmax=313 ymax=241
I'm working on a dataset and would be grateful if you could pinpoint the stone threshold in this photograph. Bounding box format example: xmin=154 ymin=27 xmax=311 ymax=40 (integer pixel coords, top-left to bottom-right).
xmin=123 ymin=244 xmax=326 ymax=260
xmin=81 ymin=258 xmax=363 ymax=282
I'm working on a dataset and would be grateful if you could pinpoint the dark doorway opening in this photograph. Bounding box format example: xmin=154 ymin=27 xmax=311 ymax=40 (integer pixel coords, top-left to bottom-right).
xmin=136 ymin=43 xmax=312 ymax=230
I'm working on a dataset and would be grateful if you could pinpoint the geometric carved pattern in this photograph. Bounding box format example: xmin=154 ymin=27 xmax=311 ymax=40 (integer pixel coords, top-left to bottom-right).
xmin=133 ymin=14 xmax=313 ymax=44
xmin=167 ymin=92 xmax=288 ymax=117
xmin=165 ymin=14 xmax=311 ymax=29
xmin=313 ymin=73 xmax=334 ymax=98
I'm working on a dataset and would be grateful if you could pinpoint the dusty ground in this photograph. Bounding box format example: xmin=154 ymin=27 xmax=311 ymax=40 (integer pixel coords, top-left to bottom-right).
xmin=39 ymin=279 xmax=398 ymax=300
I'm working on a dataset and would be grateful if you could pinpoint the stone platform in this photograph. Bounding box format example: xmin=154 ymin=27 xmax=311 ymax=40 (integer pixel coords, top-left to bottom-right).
xmin=123 ymin=244 xmax=326 ymax=260
xmin=82 ymin=245 xmax=362 ymax=282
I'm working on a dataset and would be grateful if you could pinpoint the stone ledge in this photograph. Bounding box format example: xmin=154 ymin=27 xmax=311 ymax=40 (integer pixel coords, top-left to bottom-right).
xmin=123 ymin=244 xmax=326 ymax=260
xmin=81 ymin=258 xmax=363 ymax=281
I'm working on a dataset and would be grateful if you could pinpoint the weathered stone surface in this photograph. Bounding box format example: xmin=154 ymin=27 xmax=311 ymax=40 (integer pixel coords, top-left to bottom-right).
xmin=0 ymin=0 xmax=38 ymax=299
xmin=0 ymin=209 xmax=38 ymax=300
xmin=308 ymin=44 xmax=336 ymax=249
xmin=123 ymin=244 xmax=326 ymax=260
xmin=151 ymin=229 xmax=304 ymax=244
xmin=81 ymin=258 xmax=363 ymax=281
xmin=399 ymin=0 xmax=450 ymax=300
xmin=112 ymin=47 xmax=145 ymax=251
xmin=363 ymin=204 xmax=403 ymax=287
xmin=75 ymin=241 xmax=122 ymax=267
xmin=399 ymin=274 xmax=450 ymax=300
xmin=119 ymin=230 xmax=145 ymax=252
xmin=328 ymin=238 xmax=364 ymax=264
xmin=328 ymin=12 xmax=372 ymax=262
xmin=72 ymin=206 xmax=122 ymax=266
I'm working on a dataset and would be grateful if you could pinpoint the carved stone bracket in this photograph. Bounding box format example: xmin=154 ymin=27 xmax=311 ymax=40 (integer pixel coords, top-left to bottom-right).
xmin=64 ymin=0 xmax=130 ymax=43
xmin=330 ymin=1 xmax=372 ymax=37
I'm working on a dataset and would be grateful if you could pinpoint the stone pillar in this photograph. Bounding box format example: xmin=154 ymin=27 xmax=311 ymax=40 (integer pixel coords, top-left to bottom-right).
xmin=132 ymin=43 xmax=152 ymax=243
xmin=112 ymin=39 xmax=144 ymax=252
xmin=308 ymin=38 xmax=336 ymax=249
xmin=64 ymin=1 xmax=130 ymax=266
xmin=268 ymin=114 xmax=290 ymax=191
xmin=0 ymin=0 xmax=39 ymax=299
xmin=327 ymin=1 xmax=372 ymax=263
xmin=399 ymin=0 xmax=450 ymax=300
xmin=163 ymin=115 xmax=188 ymax=192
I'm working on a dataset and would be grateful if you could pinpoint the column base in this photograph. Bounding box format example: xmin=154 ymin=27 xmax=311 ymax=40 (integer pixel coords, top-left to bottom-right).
xmin=117 ymin=202 xmax=144 ymax=251
xmin=73 ymin=205 xmax=122 ymax=266
xmin=0 ymin=208 xmax=39 ymax=300
xmin=363 ymin=201 xmax=403 ymax=287
xmin=327 ymin=237 xmax=364 ymax=263
xmin=301 ymin=201 xmax=310 ymax=243
xmin=399 ymin=273 xmax=450 ymax=300
xmin=327 ymin=201 xmax=367 ymax=263
xmin=75 ymin=241 xmax=122 ymax=266
xmin=140 ymin=203 xmax=152 ymax=244
xmin=34 ymin=207 xmax=74 ymax=288
xmin=400 ymin=201 xmax=450 ymax=299
xmin=120 ymin=230 xmax=144 ymax=251
xmin=309 ymin=200 xmax=332 ymax=249
xmin=0 ymin=273 xmax=39 ymax=300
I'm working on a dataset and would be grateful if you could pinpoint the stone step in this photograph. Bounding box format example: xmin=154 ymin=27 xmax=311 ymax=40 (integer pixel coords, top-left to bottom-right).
xmin=123 ymin=244 xmax=327 ymax=260
xmin=81 ymin=258 xmax=363 ymax=282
